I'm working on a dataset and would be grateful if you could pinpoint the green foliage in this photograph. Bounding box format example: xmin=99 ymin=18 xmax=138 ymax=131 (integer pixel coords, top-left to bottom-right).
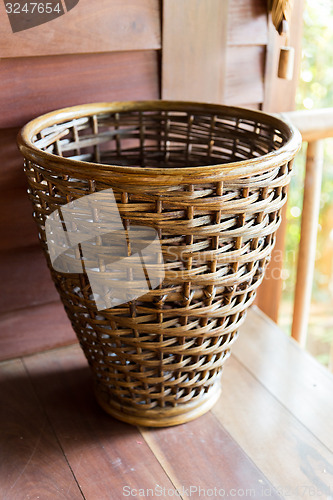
xmin=280 ymin=0 xmax=333 ymax=368
xmin=296 ymin=0 xmax=333 ymax=110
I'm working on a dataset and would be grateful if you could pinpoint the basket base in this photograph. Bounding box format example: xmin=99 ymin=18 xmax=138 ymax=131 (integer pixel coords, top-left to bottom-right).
xmin=95 ymin=382 xmax=222 ymax=427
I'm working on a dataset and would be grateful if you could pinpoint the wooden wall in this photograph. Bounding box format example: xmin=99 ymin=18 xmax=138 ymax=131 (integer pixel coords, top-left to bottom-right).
xmin=162 ymin=0 xmax=268 ymax=108
xmin=161 ymin=0 xmax=304 ymax=321
xmin=0 ymin=0 xmax=303 ymax=360
xmin=0 ymin=0 xmax=161 ymax=359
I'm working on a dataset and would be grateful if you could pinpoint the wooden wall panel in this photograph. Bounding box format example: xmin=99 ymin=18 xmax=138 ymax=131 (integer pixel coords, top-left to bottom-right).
xmin=161 ymin=0 xmax=305 ymax=324
xmin=0 ymin=302 xmax=77 ymax=361
xmin=162 ymin=0 xmax=229 ymax=103
xmin=0 ymin=128 xmax=27 ymax=192
xmin=0 ymin=47 xmax=160 ymax=358
xmin=241 ymin=103 xmax=261 ymax=110
xmin=0 ymin=246 xmax=57 ymax=315
xmin=0 ymin=188 xmax=39 ymax=251
xmin=0 ymin=0 xmax=161 ymax=58
xmin=225 ymin=46 xmax=265 ymax=105
xmin=227 ymin=0 xmax=268 ymax=46
xmin=162 ymin=0 xmax=267 ymax=108
xmin=0 ymin=0 xmax=304 ymax=364
xmin=0 ymin=50 xmax=160 ymax=128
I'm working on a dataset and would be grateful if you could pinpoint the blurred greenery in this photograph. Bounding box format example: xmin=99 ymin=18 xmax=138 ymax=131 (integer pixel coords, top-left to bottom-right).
xmin=279 ymin=0 xmax=333 ymax=370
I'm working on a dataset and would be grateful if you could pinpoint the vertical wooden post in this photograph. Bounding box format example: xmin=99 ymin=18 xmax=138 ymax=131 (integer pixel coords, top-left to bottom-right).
xmin=291 ymin=140 xmax=324 ymax=346
xmin=263 ymin=0 xmax=305 ymax=114
xmin=256 ymin=0 xmax=304 ymax=322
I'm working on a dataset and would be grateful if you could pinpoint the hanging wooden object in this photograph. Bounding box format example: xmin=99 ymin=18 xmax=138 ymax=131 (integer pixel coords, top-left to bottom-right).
xmin=269 ymin=0 xmax=295 ymax=80
xmin=278 ymin=45 xmax=295 ymax=80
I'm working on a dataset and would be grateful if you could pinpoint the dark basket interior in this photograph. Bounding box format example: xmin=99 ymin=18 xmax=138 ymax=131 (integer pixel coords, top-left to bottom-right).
xmin=32 ymin=107 xmax=287 ymax=169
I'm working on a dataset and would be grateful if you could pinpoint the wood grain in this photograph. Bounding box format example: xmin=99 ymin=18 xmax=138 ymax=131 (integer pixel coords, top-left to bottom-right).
xmin=23 ymin=345 xmax=176 ymax=498
xmin=0 ymin=50 xmax=160 ymax=128
xmin=225 ymin=45 xmax=265 ymax=105
xmin=140 ymin=412 xmax=281 ymax=499
xmin=227 ymin=0 xmax=268 ymax=46
xmin=0 ymin=188 xmax=40 ymax=251
xmin=1 ymin=307 xmax=332 ymax=499
xmin=263 ymin=0 xmax=305 ymax=113
xmin=214 ymin=354 xmax=333 ymax=500
xmin=0 ymin=127 xmax=27 ymax=192
xmin=162 ymin=0 xmax=229 ymax=103
xmin=281 ymin=107 xmax=333 ymax=142
xmin=0 ymin=245 xmax=58 ymax=315
xmin=0 ymin=0 xmax=161 ymax=58
xmin=0 ymin=358 xmax=82 ymax=499
xmin=234 ymin=306 xmax=333 ymax=451
xmin=0 ymin=301 xmax=76 ymax=362
xmin=162 ymin=0 xmax=267 ymax=108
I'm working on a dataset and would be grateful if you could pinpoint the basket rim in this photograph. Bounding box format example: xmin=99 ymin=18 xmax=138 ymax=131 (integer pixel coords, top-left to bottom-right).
xmin=17 ymin=100 xmax=302 ymax=180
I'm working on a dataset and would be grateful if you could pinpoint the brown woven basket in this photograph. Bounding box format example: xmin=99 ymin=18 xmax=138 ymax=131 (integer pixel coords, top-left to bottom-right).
xmin=18 ymin=101 xmax=301 ymax=427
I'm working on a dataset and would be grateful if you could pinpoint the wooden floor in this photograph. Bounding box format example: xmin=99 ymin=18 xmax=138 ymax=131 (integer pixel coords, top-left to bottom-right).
xmin=1 ymin=306 xmax=333 ymax=500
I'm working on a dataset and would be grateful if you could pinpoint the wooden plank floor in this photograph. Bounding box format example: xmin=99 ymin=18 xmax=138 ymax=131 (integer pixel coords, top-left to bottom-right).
xmin=1 ymin=306 xmax=333 ymax=500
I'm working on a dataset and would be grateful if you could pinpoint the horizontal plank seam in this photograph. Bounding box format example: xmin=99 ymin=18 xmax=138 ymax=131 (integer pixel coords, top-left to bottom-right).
xmin=0 ymin=299 xmax=66 ymax=319
xmin=227 ymin=43 xmax=268 ymax=47
xmin=0 ymin=340 xmax=79 ymax=365
xmin=13 ymin=343 xmax=80 ymax=364
xmin=0 ymin=237 xmax=40 ymax=255
xmin=0 ymin=46 xmax=162 ymax=61
xmin=0 ymin=242 xmax=44 ymax=257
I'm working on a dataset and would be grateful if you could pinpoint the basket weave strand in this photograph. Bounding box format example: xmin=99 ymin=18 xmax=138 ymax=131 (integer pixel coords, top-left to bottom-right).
xmin=18 ymin=101 xmax=301 ymax=426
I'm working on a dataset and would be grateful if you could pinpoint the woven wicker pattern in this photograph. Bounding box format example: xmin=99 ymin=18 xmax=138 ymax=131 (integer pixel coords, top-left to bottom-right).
xmin=18 ymin=101 xmax=301 ymax=426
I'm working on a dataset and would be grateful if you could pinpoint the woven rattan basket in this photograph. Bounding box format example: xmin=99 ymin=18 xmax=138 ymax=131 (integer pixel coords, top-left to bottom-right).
xmin=18 ymin=101 xmax=301 ymax=426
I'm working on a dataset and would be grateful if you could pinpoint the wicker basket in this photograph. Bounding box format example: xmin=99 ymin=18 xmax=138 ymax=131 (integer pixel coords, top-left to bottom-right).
xmin=18 ymin=101 xmax=301 ymax=427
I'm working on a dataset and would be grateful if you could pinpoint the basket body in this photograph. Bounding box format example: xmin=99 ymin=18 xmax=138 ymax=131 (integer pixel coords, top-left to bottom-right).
xmin=18 ymin=101 xmax=301 ymax=426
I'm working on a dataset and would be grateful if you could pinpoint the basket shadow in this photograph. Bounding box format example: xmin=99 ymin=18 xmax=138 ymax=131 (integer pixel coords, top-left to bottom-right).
xmin=1 ymin=359 xmax=141 ymax=467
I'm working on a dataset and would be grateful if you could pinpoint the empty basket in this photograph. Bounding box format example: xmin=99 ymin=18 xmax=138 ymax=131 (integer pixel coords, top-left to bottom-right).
xmin=18 ymin=101 xmax=301 ymax=426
